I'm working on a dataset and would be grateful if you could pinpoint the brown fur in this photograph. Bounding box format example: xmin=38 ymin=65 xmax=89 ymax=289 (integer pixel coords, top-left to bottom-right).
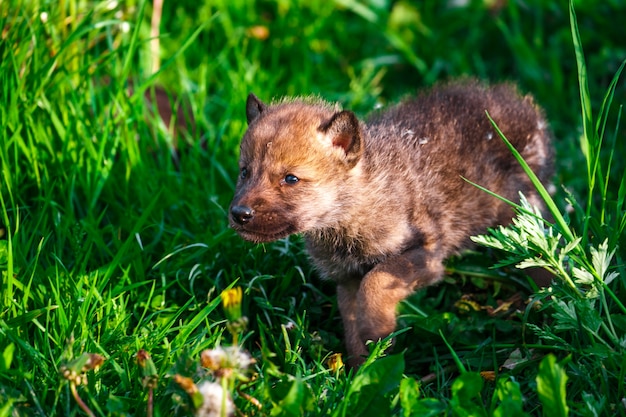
xmin=229 ymin=80 xmax=553 ymax=367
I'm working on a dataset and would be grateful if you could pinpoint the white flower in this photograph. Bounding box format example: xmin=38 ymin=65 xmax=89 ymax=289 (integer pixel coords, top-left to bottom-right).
xmin=225 ymin=346 xmax=254 ymax=370
xmin=201 ymin=346 xmax=254 ymax=373
xmin=195 ymin=381 xmax=234 ymax=417
xmin=201 ymin=347 xmax=228 ymax=371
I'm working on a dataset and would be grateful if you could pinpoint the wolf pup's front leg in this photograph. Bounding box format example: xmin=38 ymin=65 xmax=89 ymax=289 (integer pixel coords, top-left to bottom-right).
xmin=336 ymin=281 xmax=369 ymax=367
xmin=341 ymin=247 xmax=445 ymax=367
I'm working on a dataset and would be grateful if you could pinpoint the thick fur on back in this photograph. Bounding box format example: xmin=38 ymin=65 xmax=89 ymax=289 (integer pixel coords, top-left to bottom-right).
xmin=230 ymin=80 xmax=553 ymax=366
xmin=311 ymin=81 xmax=550 ymax=281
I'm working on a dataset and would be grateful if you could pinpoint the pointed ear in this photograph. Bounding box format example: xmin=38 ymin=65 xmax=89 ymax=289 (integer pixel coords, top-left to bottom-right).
xmin=246 ymin=93 xmax=267 ymax=124
xmin=319 ymin=110 xmax=363 ymax=166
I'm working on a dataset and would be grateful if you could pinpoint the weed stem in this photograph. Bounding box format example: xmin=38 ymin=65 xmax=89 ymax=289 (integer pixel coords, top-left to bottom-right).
xmin=70 ymin=382 xmax=95 ymax=417
xmin=147 ymin=388 xmax=154 ymax=417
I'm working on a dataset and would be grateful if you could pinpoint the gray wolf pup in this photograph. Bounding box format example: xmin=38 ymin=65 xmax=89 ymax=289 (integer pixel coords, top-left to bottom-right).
xmin=230 ymin=80 xmax=552 ymax=366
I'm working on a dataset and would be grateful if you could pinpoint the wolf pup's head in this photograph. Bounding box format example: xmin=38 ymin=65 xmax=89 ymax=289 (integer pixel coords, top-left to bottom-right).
xmin=229 ymin=93 xmax=364 ymax=243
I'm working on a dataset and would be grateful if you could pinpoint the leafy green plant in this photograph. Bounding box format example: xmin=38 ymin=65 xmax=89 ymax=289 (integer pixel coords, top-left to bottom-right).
xmin=469 ymin=4 xmax=625 ymax=415
xmin=536 ymin=355 xmax=569 ymax=417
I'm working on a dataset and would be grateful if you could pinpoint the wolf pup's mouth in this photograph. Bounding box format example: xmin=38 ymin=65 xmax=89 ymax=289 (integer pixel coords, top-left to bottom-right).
xmin=230 ymin=223 xmax=296 ymax=243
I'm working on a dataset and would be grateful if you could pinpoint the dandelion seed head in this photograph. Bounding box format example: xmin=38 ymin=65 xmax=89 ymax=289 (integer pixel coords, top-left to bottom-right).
xmin=201 ymin=347 xmax=227 ymax=371
xmin=225 ymin=346 xmax=254 ymax=370
xmin=195 ymin=381 xmax=234 ymax=417
xmin=201 ymin=346 xmax=254 ymax=373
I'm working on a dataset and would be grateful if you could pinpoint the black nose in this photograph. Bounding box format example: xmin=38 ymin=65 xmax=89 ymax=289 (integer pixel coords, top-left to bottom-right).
xmin=231 ymin=205 xmax=254 ymax=225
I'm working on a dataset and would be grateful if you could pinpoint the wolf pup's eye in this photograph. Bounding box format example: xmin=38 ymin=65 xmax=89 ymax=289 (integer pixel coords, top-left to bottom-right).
xmin=284 ymin=174 xmax=299 ymax=184
xmin=240 ymin=167 xmax=249 ymax=179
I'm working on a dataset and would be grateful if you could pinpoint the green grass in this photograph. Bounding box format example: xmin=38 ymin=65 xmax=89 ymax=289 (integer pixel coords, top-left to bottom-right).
xmin=1 ymin=0 xmax=625 ymax=416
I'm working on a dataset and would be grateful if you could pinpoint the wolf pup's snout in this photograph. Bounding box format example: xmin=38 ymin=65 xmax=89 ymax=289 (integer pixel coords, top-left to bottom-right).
xmin=230 ymin=81 xmax=553 ymax=367
xmin=230 ymin=205 xmax=254 ymax=225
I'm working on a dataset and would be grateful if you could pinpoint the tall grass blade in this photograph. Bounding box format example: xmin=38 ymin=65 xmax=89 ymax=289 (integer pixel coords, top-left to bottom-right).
xmin=485 ymin=114 xmax=577 ymax=248
xmin=597 ymin=62 xmax=625 ymax=226
xmin=569 ymin=0 xmax=597 ymax=247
